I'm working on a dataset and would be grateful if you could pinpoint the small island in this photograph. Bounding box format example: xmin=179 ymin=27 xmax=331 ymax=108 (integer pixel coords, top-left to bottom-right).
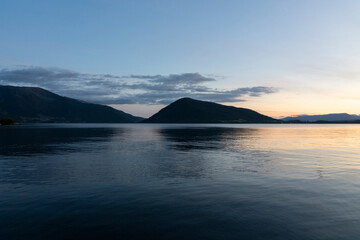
xmin=0 ymin=118 xmax=17 ymax=125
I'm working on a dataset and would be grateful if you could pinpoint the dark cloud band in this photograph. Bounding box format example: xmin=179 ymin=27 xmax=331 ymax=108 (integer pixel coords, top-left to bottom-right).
xmin=0 ymin=66 xmax=277 ymax=105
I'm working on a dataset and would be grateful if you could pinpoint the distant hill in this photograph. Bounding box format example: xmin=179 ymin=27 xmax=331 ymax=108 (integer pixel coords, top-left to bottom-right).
xmin=0 ymin=85 xmax=144 ymax=123
xmin=143 ymin=98 xmax=280 ymax=123
xmin=281 ymin=113 xmax=360 ymax=122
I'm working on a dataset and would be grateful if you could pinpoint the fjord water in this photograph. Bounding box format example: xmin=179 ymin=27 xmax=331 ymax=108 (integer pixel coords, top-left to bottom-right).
xmin=1 ymin=124 xmax=359 ymax=239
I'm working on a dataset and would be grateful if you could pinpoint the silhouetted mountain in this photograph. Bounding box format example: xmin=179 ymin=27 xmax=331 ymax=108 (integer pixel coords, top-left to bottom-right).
xmin=143 ymin=98 xmax=280 ymax=123
xmin=281 ymin=113 xmax=360 ymax=122
xmin=0 ymin=85 xmax=144 ymax=123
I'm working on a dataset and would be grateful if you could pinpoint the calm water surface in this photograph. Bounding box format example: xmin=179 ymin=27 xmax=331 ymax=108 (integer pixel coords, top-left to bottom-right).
xmin=0 ymin=124 xmax=360 ymax=239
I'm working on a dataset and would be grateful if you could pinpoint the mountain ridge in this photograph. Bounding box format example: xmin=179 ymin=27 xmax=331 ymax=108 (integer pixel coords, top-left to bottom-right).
xmin=281 ymin=113 xmax=360 ymax=122
xmin=0 ymin=85 xmax=144 ymax=123
xmin=143 ymin=97 xmax=280 ymax=123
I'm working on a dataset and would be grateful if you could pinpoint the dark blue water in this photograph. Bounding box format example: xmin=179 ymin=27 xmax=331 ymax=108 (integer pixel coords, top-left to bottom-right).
xmin=1 ymin=124 xmax=360 ymax=239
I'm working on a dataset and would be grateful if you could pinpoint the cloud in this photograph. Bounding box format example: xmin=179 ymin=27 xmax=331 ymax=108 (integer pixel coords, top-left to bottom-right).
xmin=0 ymin=66 xmax=278 ymax=105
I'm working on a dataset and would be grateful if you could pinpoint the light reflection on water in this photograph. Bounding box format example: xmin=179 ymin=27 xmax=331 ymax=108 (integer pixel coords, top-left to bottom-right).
xmin=0 ymin=124 xmax=360 ymax=239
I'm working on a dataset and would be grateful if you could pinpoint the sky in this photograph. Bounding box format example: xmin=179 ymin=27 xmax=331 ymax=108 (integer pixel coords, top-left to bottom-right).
xmin=1 ymin=0 xmax=360 ymax=118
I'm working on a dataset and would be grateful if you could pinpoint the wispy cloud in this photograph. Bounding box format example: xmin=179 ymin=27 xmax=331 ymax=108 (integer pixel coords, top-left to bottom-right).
xmin=0 ymin=66 xmax=278 ymax=105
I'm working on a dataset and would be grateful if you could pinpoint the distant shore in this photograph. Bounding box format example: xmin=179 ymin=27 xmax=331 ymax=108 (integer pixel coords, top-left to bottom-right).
xmin=0 ymin=118 xmax=17 ymax=125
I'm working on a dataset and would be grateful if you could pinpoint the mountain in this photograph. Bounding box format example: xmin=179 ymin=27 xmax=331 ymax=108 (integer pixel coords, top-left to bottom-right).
xmin=0 ymin=85 xmax=144 ymax=123
xmin=281 ymin=113 xmax=360 ymax=122
xmin=143 ymin=98 xmax=280 ymax=123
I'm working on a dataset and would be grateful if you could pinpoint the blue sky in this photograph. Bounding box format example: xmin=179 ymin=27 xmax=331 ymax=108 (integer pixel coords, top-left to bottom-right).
xmin=1 ymin=0 xmax=360 ymax=117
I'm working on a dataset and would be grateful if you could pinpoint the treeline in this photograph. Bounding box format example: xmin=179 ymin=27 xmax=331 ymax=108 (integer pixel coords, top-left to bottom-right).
xmin=0 ymin=118 xmax=17 ymax=125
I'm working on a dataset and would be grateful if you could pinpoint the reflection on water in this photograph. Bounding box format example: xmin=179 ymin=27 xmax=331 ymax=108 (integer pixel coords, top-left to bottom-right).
xmin=159 ymin=127 xmax=258 ymax=150
xmin=0 ymin=124 xmax=360 ymax=239
xmin=0 ymin=125 xmax=118 ymax=156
